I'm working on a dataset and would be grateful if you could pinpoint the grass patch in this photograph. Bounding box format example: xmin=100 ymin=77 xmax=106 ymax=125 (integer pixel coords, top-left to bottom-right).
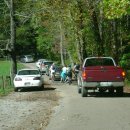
xmin=0 ymin=60 xmax=25 ymax=76
xmin=0 ymin=60 xmax=25 ymax=96
xmin=0 ymin=87 xmax=14 ymax=96
xmin=0 ymin=60 xmax=11 ymax=76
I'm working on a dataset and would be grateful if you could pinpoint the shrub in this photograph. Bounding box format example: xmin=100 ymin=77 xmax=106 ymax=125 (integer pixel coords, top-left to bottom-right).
xmin=119 ymin=53 xmax=130 ymax=69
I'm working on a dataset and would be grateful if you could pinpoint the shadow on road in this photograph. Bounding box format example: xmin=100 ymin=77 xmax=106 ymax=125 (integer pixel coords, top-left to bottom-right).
xmin=86 ymin=92 xmax=130 ymax=98
xmin=17 ymin=86 xmax=56 ymax=92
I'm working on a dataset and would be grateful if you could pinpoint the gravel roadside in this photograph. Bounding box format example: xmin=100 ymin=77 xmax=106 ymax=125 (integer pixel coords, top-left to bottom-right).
xmin=0 ymin=80 xmax=60 ymax=130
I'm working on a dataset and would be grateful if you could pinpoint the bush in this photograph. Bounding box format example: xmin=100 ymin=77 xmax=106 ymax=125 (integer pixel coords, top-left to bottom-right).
xmin=126 ymin=70 xmax=130 ymax=81
xmin=119 ymin=53 xmax=130 ymax=69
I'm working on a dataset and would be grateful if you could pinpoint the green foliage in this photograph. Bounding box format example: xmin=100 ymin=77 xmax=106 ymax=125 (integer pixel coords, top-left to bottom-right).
xmin=16 ymin=23 xmax=37 ymax=56
xmin=119 ymin=53 xmax=130 ymax=69
xmin=1 ymin=0 xmax=130 ymax=65
xmin=102 ymin=0 xmax=130 ymax=19
xmin=126 ymin=70 xmax=130 ymax=81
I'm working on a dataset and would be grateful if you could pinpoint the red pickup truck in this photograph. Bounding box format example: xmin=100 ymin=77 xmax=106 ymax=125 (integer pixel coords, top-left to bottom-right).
xmin=77 ymin=57 xmax=126 ymax=97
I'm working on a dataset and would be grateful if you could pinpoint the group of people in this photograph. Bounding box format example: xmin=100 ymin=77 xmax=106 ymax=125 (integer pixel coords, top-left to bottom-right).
xmin=60 ymin=65 xmax=72 ymax=84
xmin=49 ymin=63 xmax=80 ymax=84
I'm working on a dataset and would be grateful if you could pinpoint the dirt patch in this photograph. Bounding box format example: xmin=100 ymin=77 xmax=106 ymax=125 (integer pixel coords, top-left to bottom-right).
xmin=124 ymin=86 xmax=130 ymax=93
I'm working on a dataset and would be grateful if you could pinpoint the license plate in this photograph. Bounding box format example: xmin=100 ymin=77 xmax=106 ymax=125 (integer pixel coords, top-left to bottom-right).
xmin=100 ymin=82 xmax=112 ymax=86
xmin=24 ymin=82 xmax=30 ymax=86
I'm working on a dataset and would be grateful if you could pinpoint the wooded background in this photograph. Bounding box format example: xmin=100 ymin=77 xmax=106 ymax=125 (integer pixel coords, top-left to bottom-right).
xmin=0 ymin=0 xmax=130 ymax=76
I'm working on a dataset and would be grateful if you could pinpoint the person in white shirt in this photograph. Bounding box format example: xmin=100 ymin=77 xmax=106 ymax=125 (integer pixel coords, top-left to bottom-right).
xmin=49 ymin=63 xmax=56 ymax=80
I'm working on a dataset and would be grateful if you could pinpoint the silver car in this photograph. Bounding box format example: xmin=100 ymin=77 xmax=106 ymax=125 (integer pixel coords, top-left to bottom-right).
xmin=20 ymin=55 xmax=34 ymax=63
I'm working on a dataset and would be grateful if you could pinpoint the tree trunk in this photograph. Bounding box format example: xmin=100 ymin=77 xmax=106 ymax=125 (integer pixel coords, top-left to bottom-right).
xmin=98 ymin=1 xmax=104 ymax=54
xmin=76 ymin=0 xmax=87 ymax=64
xmin=59 ymin=21 xmax=65 ymax=66
xmin=87 ymin=0 xmax=104 ymax=56
xmin=76 ymin=33 xmax=83 ymax=64
xmin=10 ymin=0 xmax=17 ymax=79
xmin=113 ymin=19 xmax=119 ymax=63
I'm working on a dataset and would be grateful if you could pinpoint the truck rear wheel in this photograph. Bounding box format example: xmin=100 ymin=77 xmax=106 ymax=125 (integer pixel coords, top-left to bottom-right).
xmin=77 ymin=78 xmax=81 ymax=93
xmin=78 ymin=86 xmax=81 ymax=93
xmin=116 ymin=87 xmax=123 ymax=96
xmin=81 ymin=87 xmax=88 ymax=97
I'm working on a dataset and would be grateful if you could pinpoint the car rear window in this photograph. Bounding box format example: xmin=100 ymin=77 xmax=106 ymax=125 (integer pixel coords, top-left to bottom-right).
xmin=26 ymin=55 xmax=33 ymax=59
xmin=18 ymin=70 xmax=40 ymax=75
xmin=85 ymin=58 xmax=114 ymax=67
xmin=44 ymin=62 xmax=53 ymax=66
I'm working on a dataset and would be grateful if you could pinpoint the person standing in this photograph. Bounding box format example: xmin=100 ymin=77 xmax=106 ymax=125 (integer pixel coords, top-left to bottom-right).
xmin=49 ymin=63 xmax=56 ymax=80
xmin=73 ymin=63 xmax=80 ymax=80
xmin=60 ymin=65 xmax=67 ymax=82
xmin=66 ymin=65 xmax=72 ymax=84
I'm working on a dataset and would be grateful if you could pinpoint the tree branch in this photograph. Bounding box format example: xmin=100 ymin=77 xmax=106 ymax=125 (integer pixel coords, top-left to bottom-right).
xmin=4 ymin=0 xmax=10 ymax=9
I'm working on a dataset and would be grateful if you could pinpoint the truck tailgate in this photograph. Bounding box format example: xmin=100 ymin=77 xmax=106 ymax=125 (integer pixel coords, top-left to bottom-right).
xmin=84 ymin=66 xmax=124 ymax=82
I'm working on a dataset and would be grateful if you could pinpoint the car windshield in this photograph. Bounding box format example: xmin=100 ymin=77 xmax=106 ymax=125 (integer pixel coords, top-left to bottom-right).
xmin=18 ymin=70 xmax=40 ymax=75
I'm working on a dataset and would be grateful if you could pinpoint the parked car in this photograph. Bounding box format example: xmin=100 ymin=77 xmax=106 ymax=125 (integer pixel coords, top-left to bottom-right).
xmin=36 ymin=59 xmax=48 ymax=68
xmin=20 ymin=55 xmax=34 ymax=63
xmin=52 ymin=66 xmax=62 ymax=81
xmin=40 ymin=61 xmax=53 ymax=75
xmin=13 ymin=69 xmax=44 ymax=92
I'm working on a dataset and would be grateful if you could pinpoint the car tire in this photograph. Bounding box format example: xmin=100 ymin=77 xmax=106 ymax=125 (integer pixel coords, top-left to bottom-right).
xmin=78 ymin=87 xmax=81 ymax=93
xmin=77 ymin=78 xmax=81 ymax=93
xmin=14 ymin=88 xmax=18 ymax=92
xmin=40 ymin=84 xmax=44 ymax=90
xmin=81 ymin=86 xmax=88 ymax=97
xmin=116 ymin=87 xmax=123 ymax=96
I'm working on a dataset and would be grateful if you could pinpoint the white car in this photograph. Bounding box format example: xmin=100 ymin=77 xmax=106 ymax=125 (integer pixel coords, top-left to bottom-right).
xmin=36 ymin=59 xmax=48 ymax=68
xmin=13 ymin=69 xmax=44 ymax=91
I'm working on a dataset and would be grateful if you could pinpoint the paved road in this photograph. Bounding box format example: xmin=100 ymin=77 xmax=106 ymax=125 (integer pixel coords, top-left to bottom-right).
xmin=46 ymin=81 xmax=130 ymax=130
xmin=20 ymin=63 xmax=130 ymax=130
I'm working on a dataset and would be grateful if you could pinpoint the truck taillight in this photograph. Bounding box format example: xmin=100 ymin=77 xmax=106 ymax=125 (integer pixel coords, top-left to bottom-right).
xmin=82 ymin=71 xmax=87 ymax=79
xmin=122 ymin=71 xmax=126 ymax=77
